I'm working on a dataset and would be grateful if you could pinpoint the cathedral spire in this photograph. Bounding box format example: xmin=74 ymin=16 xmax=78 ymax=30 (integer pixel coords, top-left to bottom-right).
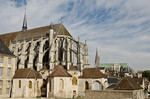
xmin=94 ymin=48 xmax=100 ymax=68
xmin=22 ymin=12 xmax=27 ymax=32
xmin=50 ymin=22 xmax=53 ymax=29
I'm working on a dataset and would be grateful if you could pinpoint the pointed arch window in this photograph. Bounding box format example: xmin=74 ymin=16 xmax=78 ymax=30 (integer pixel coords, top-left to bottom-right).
xmin=59 ymin=79 xmax=64 ymax=90
xmin=72 ymin=77 xmax=77 ymax=85
xmin=85 ymin=81 xmax=89 ymax=90
xmin=37 ymin=81 xmax=39 ymax=88
xmin=19 ymin=80 xmax=21 ymax=88
xmin=29 ymin=81 xmax=32 ymax=88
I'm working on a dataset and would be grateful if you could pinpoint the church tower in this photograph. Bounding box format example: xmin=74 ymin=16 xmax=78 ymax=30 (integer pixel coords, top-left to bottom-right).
xmin=94 ymin=48 xmax=100 ymax=67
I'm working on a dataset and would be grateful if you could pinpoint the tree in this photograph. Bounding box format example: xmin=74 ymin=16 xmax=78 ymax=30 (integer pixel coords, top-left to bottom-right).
xmin=119 ymin=66 xmax=125 ymax=78
xmin=142 ymin=70 xmax=150 ymax=81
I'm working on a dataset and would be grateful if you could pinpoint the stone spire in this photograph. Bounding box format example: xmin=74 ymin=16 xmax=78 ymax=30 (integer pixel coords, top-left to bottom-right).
xmin=94 ymin=48 xmax=100 ymax=68
xmin=50 ymin=22 xmax=53 ymax=29
xmin=22 ymin=12 xmax=27 ymax=32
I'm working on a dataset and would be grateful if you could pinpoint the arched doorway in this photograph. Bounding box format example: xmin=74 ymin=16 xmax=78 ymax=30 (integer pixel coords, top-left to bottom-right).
xmin=85 ymin=81 xmax=89 ymax=90
xmin=41 ymin=79 xmax=47 ymax=97
xmin=94 ymin=81 xmax=103 ymax=90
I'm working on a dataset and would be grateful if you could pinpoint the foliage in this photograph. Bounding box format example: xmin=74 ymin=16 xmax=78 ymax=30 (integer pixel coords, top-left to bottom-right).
xmin=142 ymin=70 xmax=150 ymax=81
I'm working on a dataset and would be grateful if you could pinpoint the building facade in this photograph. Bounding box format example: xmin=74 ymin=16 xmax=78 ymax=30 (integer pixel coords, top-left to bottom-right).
xmin=0 ymin=39 xmax=16 ymax=98
xmin=0 ymin=15 xmax=108 ymax=98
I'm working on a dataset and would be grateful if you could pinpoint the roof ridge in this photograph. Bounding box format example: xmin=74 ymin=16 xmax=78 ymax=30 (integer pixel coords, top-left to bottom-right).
xmin=126 ymin=78 xmax=134 ymax=89
xmin=26 ymin=68 xmax=32 ymax=78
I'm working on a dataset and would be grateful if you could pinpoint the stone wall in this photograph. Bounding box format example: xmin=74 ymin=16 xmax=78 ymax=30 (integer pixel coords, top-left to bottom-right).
xmin=85 ymin=90 xmax=144 ymax=99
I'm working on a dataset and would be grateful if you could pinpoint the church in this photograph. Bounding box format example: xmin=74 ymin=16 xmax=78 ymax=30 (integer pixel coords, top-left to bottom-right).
xmin=0 ymin=14 xmax=108 ymax=98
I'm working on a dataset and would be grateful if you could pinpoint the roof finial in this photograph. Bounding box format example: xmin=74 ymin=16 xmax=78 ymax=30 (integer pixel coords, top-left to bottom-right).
xmin=94 ymin=48 xmax=100 ymax=68
xmin=22 ymin=7 xmax=27 ymax=32
xmin=50 ymin=22 xmax=53 ymax=29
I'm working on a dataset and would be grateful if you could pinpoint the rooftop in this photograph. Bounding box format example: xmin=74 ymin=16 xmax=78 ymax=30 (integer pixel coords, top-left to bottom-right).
xmin=13 ymin=68 xmax=42 ymax=79
xmin=79 ymin=68 xmax=106 ymax=79
xmin=0 ymin=39 xmax=15 ymax=57
xmin=0 ymin=23 xmax=72 ymax=46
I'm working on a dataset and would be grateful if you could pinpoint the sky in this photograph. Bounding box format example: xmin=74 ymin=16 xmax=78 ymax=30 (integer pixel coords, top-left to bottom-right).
xmin=0 ymin=0 xmax=150 ymax=71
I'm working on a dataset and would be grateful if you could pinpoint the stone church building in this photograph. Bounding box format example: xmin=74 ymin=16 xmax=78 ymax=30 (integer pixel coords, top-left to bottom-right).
xmin=0 ymin=14 xmax=107 ymax=98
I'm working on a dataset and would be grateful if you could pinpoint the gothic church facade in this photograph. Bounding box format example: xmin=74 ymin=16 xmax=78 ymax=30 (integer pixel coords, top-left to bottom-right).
xmin=0 ymin=15 xmax=107 ymax=98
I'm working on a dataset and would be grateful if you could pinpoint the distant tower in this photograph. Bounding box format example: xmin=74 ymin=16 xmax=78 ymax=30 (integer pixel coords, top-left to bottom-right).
xmin=22 ymin=13 xmax=27 ymax=32
xmin=94 ymin=48 xmax=100 ymax=68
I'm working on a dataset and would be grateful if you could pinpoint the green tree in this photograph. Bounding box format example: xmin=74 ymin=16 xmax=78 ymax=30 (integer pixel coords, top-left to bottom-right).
xmin=119 ymin=66 xmax=125 ymax=78
xmin=142 ymin=70 xmax=150 ymax=81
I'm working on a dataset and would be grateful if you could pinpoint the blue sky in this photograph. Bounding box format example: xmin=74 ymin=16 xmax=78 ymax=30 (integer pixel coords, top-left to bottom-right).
xmin=0 ymin=0 xmax=150 ymax=71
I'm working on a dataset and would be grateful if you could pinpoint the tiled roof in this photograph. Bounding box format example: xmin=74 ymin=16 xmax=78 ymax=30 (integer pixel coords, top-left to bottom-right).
xmin=0 ymin=39 xmax=15 ymax=57
xmin=132 ymin=78 xmax=144 ymax=85
xmin=54 ymin=65 xmax=78 ymax=71
xmin=137 ymin=71 xmax=143 ymax=73
xmin=13 ymin=68 xmax=42 ymax=79
xmin=48 ymin=66 xmax=72 ymax=77
xmin=79 ymin=68 xmax=106 ymax=78
xmin=114 ymin=77 xmax=142 ymax=90
xmin=0 ymin=32 xmax=19 ymax=46
xmin=69 ymin=66 xmax=78 ymax=71
xmin=0 ymin=24 xmax=72 ymax=46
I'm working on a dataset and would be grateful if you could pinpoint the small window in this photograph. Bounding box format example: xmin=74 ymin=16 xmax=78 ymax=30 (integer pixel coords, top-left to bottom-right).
xmin=59 ymin=79 xmax=64 ymax=90
xmin=7 ymin=68 xmax=11 ymax=77
xmin=0 ymin=57 xmax=3 ymax=63
xmin=8 ymin=58 xmax=11 ymax=64
xmin=37 ymin=81 xmax=39 ymax=88
xmin=19 ymin=80 xmax=21 ymax=88
xmin=0 ymin=89 xmax=2 ymax=95
xmin=29 ymin=81 xmax=32 ymax=88
xmin=7 ymin=81 xmax=10 ymax=86
xmin=72 ymin=77 xmax=77 ymax=85
xmin=0 ymin=67 xmax=3 ymax=76
xmin=0 ymin=80 xmax=2 ymax=86
xmin=6 ymin=88 xmax=9 ymax=95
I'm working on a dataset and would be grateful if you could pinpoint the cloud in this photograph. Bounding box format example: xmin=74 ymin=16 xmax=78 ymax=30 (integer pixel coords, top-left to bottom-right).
xmin=0 ymin=0 xmax=150 ymax=71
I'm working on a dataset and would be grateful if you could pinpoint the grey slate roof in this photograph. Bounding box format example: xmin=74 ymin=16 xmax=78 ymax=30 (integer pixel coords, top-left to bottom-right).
xmin=0 ymin=39 xmax=15 ymax=57
xmin=106 ymin=84 xmax=117 ymax=89
xmin=108 ymin=78 xmax=118 ymax=84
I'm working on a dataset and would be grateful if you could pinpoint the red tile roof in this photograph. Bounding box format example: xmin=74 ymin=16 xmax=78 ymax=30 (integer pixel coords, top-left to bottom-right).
xmin=48 ymin=66 xmax=72 ymax=77
xmin=79 ymin=68 xmax=106 ymax=78
xmin=0 ymin=24 xmax=72 ymax=46
xmin=114 ymin=77 xmax=142 ymax=90
xmin=13 ymin=68 xmax=42 ymax=79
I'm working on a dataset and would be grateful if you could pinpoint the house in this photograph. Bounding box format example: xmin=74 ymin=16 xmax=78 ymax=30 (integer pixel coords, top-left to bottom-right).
xmin=85 ymin=77 xmax=144 ymax=99
xmin=114 ymin=77 xmax=144 ymax=99
xmin=12 ymin=68 xmax=42 ymax=98
xmin=137 ymin=71 xmax=143 ymax=78
xmin=78 ymin=68 xmax=107 ymax=97
xmin=0 ymin=39 xmax=16 ymax=98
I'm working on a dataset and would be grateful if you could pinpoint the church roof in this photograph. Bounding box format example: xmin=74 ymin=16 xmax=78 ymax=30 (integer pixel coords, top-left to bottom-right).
xmin=69 ymin=66 xmax=78 ymax=71
xmin=48 ymin=66 xmax=72 ymax=77
xmin=114 ymin=77 xmax=142 ymax=90
xmin=79 ymin=68 xmax=106 ymax=79
xmin=13 ymin=68 xmax=42 ymax=79
xmin=100 ymin=63 xmax=128 ymax=68
xmin=0 ymin=39 xmax=15 ymax=57
xmin=0 ymin=23 xmax=72 ymax=46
